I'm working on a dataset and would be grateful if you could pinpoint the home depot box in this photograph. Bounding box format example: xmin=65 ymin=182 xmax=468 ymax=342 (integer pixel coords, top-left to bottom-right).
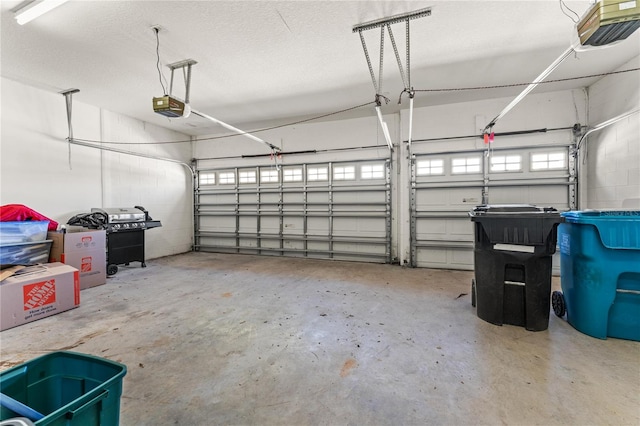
xmin=0 ymin=262 xmax=80 ymax=331
xmin=48 ymin=229 xmax=106 ymax=290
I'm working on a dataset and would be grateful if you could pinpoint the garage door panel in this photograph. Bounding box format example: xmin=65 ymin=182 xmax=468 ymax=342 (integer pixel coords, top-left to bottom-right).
xmin=260 ymin=217 xmax=280 ymax=233
xmin=200 ymin=216 xmax=235 ymax=231
xmin=490 ymin=185 xmax=568 ymax=208
xmin=307 ymin=217 xmax=328 ymax=234
xmin=238 ymin=216 xmax=257 ymax=232
xmin=333 ymin=217 xmax=384 ymax=235
xmin=412 ymin=143 xmax=573 ymax=270
xmin=283 ymin=217 xmax=304 ymax=235
xmin=283 ymin=192 xmax=304 ymax=204
xmin=415 ymin=189 xmax=448 ymax=207
xmin=196 ymin=160 xmax=390 ymax=263
xmin=308 ymin=192 xmax=329 ymax=204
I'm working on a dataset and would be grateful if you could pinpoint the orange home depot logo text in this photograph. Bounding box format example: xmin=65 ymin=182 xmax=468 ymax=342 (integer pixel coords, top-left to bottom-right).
xmin=23 ymin=279 xmax=56 ymax=310
xmin=81 ymin=256 xmax=92 ymax=272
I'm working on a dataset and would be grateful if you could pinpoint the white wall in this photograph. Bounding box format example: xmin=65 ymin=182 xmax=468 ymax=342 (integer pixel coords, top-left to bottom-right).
xmin=0 ymin=77 xmax=193 ymax=259
xmin=584 ymin=56 xmax=640 ymax=209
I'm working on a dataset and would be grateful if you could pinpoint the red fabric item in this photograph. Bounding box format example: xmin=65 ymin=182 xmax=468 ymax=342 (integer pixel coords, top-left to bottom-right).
xmin=0 ymin=204 xmax=58 ymax=231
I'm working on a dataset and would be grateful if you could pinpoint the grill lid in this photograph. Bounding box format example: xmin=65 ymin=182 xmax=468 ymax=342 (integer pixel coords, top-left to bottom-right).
xmin=91 ymin=207 xmax=146 ymax=223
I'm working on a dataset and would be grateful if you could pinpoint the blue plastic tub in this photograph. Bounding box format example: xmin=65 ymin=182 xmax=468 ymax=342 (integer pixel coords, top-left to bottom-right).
xmin=558 ymin=210 xmax=640 ymax=340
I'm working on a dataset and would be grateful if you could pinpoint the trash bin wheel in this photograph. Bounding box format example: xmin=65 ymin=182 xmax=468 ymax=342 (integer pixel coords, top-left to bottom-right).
xmin=552 ymin=291 xmax=566 ymax=317
xmin=471 ymin=279 xmax=476 ymax=308
xmin=107 ymin=264 xmax=118 ymax=276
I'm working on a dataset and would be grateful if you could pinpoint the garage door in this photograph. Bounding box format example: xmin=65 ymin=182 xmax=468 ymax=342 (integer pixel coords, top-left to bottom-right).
xmin=411 ymin=142 xmax=576 ymax=270
xmin=195 ymin=159 xmax=392 ymax=263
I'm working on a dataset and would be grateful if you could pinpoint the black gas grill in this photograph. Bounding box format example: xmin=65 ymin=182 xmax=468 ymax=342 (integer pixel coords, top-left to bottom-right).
xmin=67 ymin=206 xmax=161 ymax=276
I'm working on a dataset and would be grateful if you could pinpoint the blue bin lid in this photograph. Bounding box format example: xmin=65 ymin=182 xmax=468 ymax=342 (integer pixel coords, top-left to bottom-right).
xmin=561 ymin=210 xmax=640 ymax=250
xmin=562 ymin=210 xmax=640 ymax=221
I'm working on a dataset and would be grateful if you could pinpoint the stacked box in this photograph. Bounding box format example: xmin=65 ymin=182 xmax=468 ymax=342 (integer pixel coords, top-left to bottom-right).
xmin=48 ymin=229 xmax=106 ymax=290
xmin=0 ymin=262 xmax=80 ymax=331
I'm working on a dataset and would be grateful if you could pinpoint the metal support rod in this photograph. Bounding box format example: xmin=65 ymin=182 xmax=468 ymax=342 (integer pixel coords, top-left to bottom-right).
xmin=191 ymin=109 xmax=280 ymax=152
xmin=379 ymin=26 xmax=385 ymax=95
xmin=483 ymin=46 xmax=575 ymax=133
xmin=358 ymin=30 xmax=378 ymax=94
xmin=387 ymin=24 xmax=407 ymax=89
xmin=406 ymin=19 xmax=411 ymax=88
xmin=185 ymin=63 xmax=193 ymax=104
xmin=375 ymin=106 xmax=393 ymax=151
xmin=408 ymin=95 xmax=414 ymax=147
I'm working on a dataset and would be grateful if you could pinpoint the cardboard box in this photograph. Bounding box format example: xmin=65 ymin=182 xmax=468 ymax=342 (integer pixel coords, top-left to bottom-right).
xmin=48 ymin=229 xmax=106 ymax=290
xmin=0 ymin=262 xmax=80 ymax=331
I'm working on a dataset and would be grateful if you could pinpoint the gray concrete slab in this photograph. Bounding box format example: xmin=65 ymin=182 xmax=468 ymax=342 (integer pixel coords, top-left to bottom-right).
xmin=1 ymin=252 xmax=638 ymax=425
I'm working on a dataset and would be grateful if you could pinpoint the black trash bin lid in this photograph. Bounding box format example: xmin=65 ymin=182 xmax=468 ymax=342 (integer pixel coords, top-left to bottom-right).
xmin=470 ymin=204 xmax=558 ymax=216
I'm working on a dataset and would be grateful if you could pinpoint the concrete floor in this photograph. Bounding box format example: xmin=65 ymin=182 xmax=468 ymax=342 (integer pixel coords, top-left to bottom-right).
xmin=1 ymin=252 xmax=638 ymax=425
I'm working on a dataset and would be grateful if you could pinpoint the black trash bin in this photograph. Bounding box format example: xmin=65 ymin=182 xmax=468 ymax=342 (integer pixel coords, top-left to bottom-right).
xmin=469 ymin=204 xmax=563 ymax=331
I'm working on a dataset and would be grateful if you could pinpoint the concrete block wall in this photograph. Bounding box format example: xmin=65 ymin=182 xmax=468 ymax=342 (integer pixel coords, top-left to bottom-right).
xmin=585 ymin=56 xmax=640 ymax=209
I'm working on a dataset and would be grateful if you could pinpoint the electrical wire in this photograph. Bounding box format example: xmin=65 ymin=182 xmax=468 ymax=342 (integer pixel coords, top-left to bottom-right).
xmin=414 ymin=67 xmax=639 ymax=92
xmin=155 ymin=28 xmax=167 ymax=96
xmin=75 ymin=100 xmax=377 ymax=145
xmin=559 ymin=0 xmax=580 ymax=24
xmin=69 ymin=67 xmax=637 ymax=147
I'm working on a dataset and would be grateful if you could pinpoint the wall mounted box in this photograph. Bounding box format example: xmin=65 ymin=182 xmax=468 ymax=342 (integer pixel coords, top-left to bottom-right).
xmin=0 ymin=263 xmax=80 ymax=332
xmin=48 ymin=229 xmax=106 ymax=290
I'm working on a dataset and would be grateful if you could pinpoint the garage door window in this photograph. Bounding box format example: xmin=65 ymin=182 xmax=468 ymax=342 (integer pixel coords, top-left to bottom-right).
xmin=491 ymin=155 xmax=521 ymax=172
xmin=334 ymin=166 xmax=355 ymax=180
xmin=361 ymin=164 xmax=385 ymax=179
xmin=308 ymin=167 xmax=328 ymax=181
xmin=452 ymin=157 xmax=481 ymax=174
xmin=219 ymin=172 xmax=235 ymax=185
xmin=261 ymin=169 xmax=279 ymax=183
xmin=531 ymin=152 xmax=566 ymax=170
xmin=239 ymin=171 xmax=256 ymax=184
xmin=283 ymin=168 xmax=303 ymax=182
xmin=416 ymin=159 xmax=444 ymax=176
xmin=199 ymin=173 xmax=216 ymax=185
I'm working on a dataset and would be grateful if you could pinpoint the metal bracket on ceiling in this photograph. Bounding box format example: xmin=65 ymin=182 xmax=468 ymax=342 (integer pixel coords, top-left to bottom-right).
xmin=167 ymin=59 xmax=197 ymax=104
xmin=60 ymin=88 xmax=80 ymax=169
xmin=353 ymin=7 xmax=431 ymax=151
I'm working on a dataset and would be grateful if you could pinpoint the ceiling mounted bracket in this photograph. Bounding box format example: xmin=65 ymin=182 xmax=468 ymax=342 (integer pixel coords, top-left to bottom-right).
xmin=60 ymin=88 xmax=80 ymax=170
xmin=167 ymin=59 xmax=197 ymax=104
xmin=354 ymin=7 xmax=430 ymax=151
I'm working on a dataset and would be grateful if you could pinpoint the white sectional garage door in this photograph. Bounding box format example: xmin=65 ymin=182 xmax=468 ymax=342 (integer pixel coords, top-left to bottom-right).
xmin=411 ymin=142 xmax=575 ymax=270
xmin=195 ymin=159 xmax=392 ymax=263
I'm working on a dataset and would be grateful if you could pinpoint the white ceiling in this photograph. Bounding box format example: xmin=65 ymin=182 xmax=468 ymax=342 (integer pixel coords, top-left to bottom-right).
xmin=2 ymin=0 xmax=639 ymax=136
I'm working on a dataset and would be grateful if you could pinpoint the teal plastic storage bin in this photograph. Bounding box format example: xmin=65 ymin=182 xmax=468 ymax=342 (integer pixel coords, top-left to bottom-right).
xmin=0 ymin=351 xmax=127 ymax=425
xmin=555 ymin=210 xmax=640 ymax=340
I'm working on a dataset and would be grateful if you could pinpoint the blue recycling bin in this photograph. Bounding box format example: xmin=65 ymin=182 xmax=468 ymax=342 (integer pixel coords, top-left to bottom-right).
xmin=555 ymin=210 xmax=640 ymax=341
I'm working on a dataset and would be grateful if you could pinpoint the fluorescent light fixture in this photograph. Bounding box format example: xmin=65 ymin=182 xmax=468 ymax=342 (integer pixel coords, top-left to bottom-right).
xmin=15 ymin=0 xmax=70 ymax=25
